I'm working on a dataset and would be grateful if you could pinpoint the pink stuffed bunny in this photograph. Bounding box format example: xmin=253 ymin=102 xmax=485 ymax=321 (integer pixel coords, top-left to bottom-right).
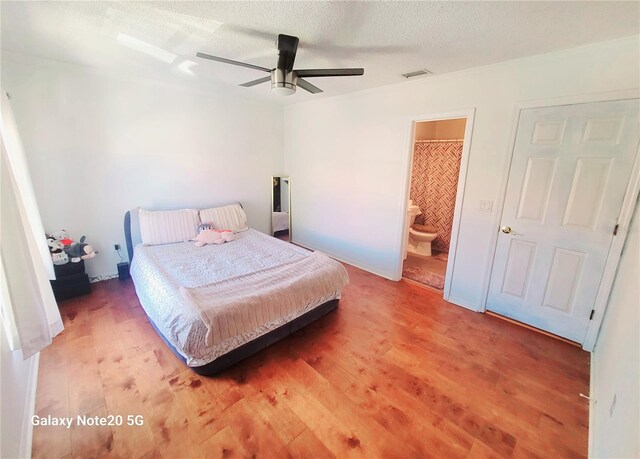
xmin=193 ymin=229 xmax=235 ymax=247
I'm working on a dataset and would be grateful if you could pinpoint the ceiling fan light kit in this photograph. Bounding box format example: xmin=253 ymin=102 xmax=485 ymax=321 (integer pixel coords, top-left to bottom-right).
xmin=197 ymin=34 xmax=364 ymax=95
xmin=272 ymin=68 xmax=297 ymax=95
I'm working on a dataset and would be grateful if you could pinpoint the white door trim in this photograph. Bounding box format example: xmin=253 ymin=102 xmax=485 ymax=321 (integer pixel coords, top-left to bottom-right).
xmin=395 ymin=108 xmax=476 ymax=304
xmin=583 ymin=143 xmax=640 ymax=351
xmin=19 ymin=353 xmax=39 ymax=459
xmin=480 ymin=89 xmax=640 ymax=350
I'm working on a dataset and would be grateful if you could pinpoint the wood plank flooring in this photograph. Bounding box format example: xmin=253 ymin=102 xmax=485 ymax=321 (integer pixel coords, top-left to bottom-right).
xmin=32 ymin=264 xmax=590 ymax=458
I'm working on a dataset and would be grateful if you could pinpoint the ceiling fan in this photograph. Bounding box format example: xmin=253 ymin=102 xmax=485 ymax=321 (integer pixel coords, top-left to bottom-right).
xmin=196 ymin=34 xmax=364 ymax=96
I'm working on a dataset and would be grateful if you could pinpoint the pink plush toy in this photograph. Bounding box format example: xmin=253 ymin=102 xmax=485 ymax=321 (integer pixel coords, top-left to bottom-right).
xmin=193 ymin=229 xmax=235 ymax=247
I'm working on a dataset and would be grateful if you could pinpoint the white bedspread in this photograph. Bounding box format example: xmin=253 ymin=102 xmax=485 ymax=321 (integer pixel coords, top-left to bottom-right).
xmin=181 ymin=252 xmax=348 ymax=347
xmin=130 ymin=229 xmax=348 ymax=366
xmin=272 ymin=211 xmax=289 ymax=232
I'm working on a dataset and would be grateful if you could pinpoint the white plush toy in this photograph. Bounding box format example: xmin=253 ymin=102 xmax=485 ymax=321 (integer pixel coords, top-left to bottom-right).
xmin=51 ymin=229 xmax=73 ymax=247
xmin=193 ymin=229 xmax=235 ymax=247
xmin=51 ymin=251 xmax=69 ymax=265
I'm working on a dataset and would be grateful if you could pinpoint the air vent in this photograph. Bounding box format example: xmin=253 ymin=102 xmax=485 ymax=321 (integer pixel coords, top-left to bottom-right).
xmin=402 ymin=69 xmax=433 ymax=79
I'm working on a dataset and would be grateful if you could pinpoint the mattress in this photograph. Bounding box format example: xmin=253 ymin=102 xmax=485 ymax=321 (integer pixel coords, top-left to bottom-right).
xmin=130 ymin=229 xmax=346 ymax=367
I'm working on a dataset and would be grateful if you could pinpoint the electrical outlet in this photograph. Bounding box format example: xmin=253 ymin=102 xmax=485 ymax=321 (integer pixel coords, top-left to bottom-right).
xmin=610 ymin=394 xmax=617 ymax=417
xmin=114 ymin=243 xmax=120 ymax=251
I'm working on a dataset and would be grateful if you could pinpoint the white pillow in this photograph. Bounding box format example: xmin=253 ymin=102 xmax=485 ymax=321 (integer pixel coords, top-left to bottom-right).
xmin=199 ymin=204 xmax=248 ymax=233
xmin=138 ymin=208 xmax=200 ymax=245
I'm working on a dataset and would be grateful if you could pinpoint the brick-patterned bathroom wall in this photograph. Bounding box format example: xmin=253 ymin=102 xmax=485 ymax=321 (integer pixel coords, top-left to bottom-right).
xmin=410 ymin=141 xmax=462 ymax=253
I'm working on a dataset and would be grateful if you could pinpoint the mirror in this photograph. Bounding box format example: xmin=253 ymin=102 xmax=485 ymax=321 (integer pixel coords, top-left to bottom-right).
xmin=271 ymin=176 xmax=290 ymax=242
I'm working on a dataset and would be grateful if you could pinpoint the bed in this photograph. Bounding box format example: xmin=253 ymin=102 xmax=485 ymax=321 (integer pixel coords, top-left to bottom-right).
xmin=124 ymin=204 xmax=348 ymax=375
xmin=272 ymin=211 xmax=290 ymax=233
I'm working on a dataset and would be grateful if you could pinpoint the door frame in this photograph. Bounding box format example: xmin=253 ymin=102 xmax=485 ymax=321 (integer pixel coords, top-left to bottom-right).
xmin=480 ymin=89 xmax=640 ymax=351
xmin=396 ymin=108 xmax=476 ymax=302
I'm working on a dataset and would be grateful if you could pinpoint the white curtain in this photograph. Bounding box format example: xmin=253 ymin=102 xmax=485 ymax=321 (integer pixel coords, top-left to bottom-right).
xmin=0 ymin=89 xmax=63 ymax=358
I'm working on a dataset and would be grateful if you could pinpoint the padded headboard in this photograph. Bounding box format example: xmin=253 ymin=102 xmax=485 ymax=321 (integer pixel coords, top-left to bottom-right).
xmin=124 ymin=202 xmax=244 ymax=263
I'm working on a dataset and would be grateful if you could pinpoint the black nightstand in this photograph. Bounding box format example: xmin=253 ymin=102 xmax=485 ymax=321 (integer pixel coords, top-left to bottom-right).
xmin=50 ymin=260 xmax=91 ymax=300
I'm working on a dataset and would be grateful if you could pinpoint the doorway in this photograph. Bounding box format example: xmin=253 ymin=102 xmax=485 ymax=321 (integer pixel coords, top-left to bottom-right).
xmin=402 ymin=117 xmax=467 ymax=291
xmin=486 ymin=98 xmax=639 ymax=343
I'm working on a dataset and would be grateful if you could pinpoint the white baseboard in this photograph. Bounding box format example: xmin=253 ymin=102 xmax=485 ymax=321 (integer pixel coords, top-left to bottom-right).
xmin=18 ymin=352 xmax=39 ymax=459
xmin=291 ymin=238 xmax=486 ymax=315
xmin=290 ymin=239 xmax=397 ymax=281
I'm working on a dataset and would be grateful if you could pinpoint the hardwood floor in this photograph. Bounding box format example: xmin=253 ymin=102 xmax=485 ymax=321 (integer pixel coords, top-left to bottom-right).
xmin=32 ymin=264 xmax=590 ymax=459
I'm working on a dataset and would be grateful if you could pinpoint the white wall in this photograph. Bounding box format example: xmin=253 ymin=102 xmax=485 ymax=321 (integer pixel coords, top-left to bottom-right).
xmin=1 ymin=52 xmax=284 ymax=277
xmin=590 ymin=197 xmax=639 ymax=459
xmin=284 ymin=36 xmax=640 ymax=310
xmin=414 ymin=118 xmax=466 ymax=141
xmin=1 ymin=325 xmax=39 ymax=459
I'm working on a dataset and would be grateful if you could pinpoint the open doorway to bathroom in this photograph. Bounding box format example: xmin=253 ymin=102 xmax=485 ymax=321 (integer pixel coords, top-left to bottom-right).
xmin=402 ymin=117 xmax=467 ymax=291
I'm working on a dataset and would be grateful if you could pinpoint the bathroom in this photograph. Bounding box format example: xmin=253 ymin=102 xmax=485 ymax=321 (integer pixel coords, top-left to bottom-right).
xmin=403 ymin=117 xmax=466 ymax=290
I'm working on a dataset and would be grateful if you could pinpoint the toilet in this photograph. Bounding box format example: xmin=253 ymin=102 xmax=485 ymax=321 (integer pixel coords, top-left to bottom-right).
xmin=406 ymin=201 xmax=438 ymax=257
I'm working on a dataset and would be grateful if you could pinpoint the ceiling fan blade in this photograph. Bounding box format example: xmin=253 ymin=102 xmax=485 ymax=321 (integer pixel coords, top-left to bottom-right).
xmin=277 ymin=34 xmax=299 ymax=72
xmin=196 ymin=52 xmax=271 ymax=73
xmin=296 ymin=78 xmax=323 ymax=94
xmin=239 ymin=76 xmax=272 ymax=87
xmin=295 ymin=68 xmax=365 ymax=78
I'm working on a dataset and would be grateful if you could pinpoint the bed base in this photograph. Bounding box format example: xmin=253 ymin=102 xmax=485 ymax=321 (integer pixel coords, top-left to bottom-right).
xmin=273 ymin=229 xmax=290 ymax=238
xmin=148 ymin=299 xmax=338 ymax=376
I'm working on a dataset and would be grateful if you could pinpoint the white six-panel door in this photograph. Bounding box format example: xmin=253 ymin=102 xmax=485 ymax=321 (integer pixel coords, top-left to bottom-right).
xmin=487 ymin=99 xmax=639 ymax=343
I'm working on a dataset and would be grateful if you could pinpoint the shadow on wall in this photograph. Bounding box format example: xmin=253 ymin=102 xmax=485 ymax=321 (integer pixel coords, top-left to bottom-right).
xmin=297 ymin=227 xmax=400 ymax=279
xmin=410 ymin=118 xmax=466 ymax=254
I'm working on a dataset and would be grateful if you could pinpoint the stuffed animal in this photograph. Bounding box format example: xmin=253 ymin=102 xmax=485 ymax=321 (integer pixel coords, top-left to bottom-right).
xmin=197 ymin=222 xmax=215 ymax=234
xmin=192 ymin=229 xmax=235 ymax=247
xmin=51 ymin=251 xmax=69 ymax=265
xmin=64 ymin=236 xmax=98 ymax=263
xmin=51 ymin=229 xmax=74 ymax=247
xmin=46 ymin=234 xmax=69 ymax=264
xmin=46 ymin=235 xmax=64 ymax=253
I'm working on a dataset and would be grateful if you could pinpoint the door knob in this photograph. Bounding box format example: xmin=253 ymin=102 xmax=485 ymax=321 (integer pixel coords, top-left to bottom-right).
xmin=501 ymin=226 xmax=512 ymax=234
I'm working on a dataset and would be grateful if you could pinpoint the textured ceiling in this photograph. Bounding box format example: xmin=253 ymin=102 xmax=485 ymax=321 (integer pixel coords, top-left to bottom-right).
xmin=1 ymin=1 xmax=638 ymax=104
